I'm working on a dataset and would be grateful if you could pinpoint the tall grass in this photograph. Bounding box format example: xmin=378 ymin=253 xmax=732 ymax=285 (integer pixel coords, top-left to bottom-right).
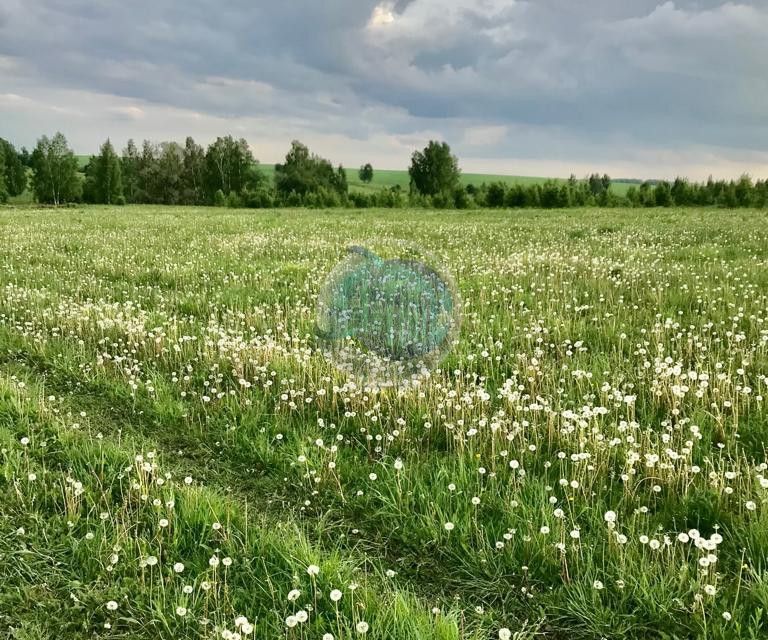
xmin=0 ymin=205 xmax=766 ymax=639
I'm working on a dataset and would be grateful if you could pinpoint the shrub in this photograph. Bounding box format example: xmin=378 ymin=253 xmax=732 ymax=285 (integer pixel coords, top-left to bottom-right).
xmin=505 ymin=185 xmax=527 ymax=208
xmin=284 ymin=191 xmax=303 ymax=207
xmin=486 ymin=182 xmax=507 ymax=207
xmin=453 ymin=187 xmax=471 ymax=209
xmin=225 ymin=192 xmax=243 ymax=208
xmin=430 ymin=191 xmax=454 ymax=209
xmin=243 ymin=187 xmax=274 ymax=208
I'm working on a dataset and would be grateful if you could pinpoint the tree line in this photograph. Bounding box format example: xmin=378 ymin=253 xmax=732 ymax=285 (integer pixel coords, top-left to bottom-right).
xmin=1 ymin=133 xmax=767 ymax=209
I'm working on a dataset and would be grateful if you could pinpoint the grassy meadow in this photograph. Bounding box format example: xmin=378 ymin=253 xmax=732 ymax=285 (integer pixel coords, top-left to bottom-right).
xmin=1 ymin=205 xmax=767 ymax=639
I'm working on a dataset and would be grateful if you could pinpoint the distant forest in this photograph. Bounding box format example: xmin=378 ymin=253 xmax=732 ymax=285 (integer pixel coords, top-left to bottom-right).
xmin=1 ymin=133 xmax=767 ymax=209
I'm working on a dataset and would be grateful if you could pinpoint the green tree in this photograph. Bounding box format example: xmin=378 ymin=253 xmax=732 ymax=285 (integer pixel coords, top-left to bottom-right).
xmin=182 ymin=136 xmax=206 ymax=205
xmin=671 ymin=177 xmax=692 ymax=206
xmin=358 ymin=163 xmax=373 ymax=183
xmin=720 ymin=182 xmax=738 ymax=208
xmin=734 ymin=174 xmax=753 ymax=207
xmin=18 ymin=146 xmax=31 ymax=168
xmin=274 ymin=140 xmax=347 ymax=199
xmin=0 ymin=150 xmax=7 ymax=203
xmin=540 ymin=180 xmax=566 ymax=208
xmin=137 ymin=140 xmax=160 ymax=203
xmin=485 ymin=182 xmax=506 ymax=207
xmin=93 ymin=138 xmax=122 ymax=204
xmin=567 ymin=174 xmax=586 ymax=206
xmin=0 ymin=138 xmax=28 ymax=197
xmin=82 ymin=156 xmax=98 ymax=203
xmin=274 ymin=140 xmax=312 ymax=197
xmin=408 ymin=141 xmax=460 ymax=197
xmin=654 ymin=181 xmax=673 ymax=207
xmin=638 ymin=182 xmax=655 ymax=207
xmin=524 ymin=184 xmax=541 ymax=207
xmin=452 ymin=186 xmax=471 ymax=209
xmin=334 ymin=164 xmax=348 ymax=194
xmin=204 ymin=136 xmax=261 ymax=200
xmin=136 ymin=140 xmax=164 ymax=204
xmin=156 ymin=142 xmax=185 ymax=204
xmin=754 ymin=179 xmax=768 ymax=208
xmin=505 ymin=184 xmax=527 ymax=208
xmin=121 ymin=139 xmax=140 ymax=203
xmin=586 ymin=173 xmax=612 ymax=206
xmin=30 ymin=132 xmax=81 ymax=205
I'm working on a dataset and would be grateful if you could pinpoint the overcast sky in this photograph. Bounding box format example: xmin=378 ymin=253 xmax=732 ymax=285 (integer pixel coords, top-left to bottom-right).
xmin=1 ymin=0 xmax=767 ymax=179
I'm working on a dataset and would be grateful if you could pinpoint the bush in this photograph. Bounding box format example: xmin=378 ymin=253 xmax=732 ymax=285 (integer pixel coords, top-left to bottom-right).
xmin=225 ymin=192 xmax=242 ymax=208
xmin=348 ymin=192 xmax=373 ymax=208
xmin=243 ymin=187 xmax=274 ymax=208
xmin=214 ymin=189 xmax=226 ymax=207
xmin=430 ymin=191 xmax=453 ymax=209
xmin=525 ymin=185 xmax=541 ymax=207
xmin=505 ymin=185 xmax=527 ymax=208
xmin=654 ymin=181 xmax=673 ymax=207
xmin=408 ymin=193 xmax=429 ymax=208
xmin=486 ymin=182 xmax=506 ymax=207
xmin=453 ymin=187 xmax=471 ymax=209
xmin=284 ymin=191 xmax=303 ymax=207
xmin=540 ymin=180 xmax=565 ymax=208
xmin=316 ymin=187 xmax=341 ymax=208
xmin=374 ymin=187 xmax=405 ymax=208
xmin=115 ymin=195 xmax=126 ymax=206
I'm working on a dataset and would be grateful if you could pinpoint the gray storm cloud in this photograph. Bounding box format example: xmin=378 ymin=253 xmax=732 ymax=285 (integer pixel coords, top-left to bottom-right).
xmin=1 ymin=0 xmax=766 ymax=179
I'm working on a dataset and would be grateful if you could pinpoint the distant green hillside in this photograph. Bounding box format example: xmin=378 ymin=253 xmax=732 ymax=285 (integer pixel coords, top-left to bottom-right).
xmin=73 ymin=156 xmax=635 ymax=196
xmin=258 ymin=164 xmax=636 ymax=196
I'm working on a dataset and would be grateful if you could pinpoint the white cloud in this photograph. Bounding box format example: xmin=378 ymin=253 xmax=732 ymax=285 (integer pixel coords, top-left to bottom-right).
xmin=462 ymin=125 xmax=508 ymax=147
xmin=1 ymin=0 xmax=767 ymax=179
xmin=0 ymin=55 xmax=19 ymax=71
xmin=0 ymin=92 xmax=32 ymax=106
xmin=368 ymin=2 xmax=395 ymax=27
xmin=108 ymin=106 xmax=145 ymax=120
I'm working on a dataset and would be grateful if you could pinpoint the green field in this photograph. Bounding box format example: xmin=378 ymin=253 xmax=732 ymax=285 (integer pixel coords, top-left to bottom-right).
xmin=228 ymin=164 xmax=636 ymax=196
xmin=72 ymin=156 xmax=637 ymax=196
xmin=1 ymin=205 xmax=767 ymax=639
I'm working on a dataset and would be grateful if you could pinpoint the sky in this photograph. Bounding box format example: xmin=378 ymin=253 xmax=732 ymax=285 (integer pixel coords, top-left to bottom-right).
xmin=1 ymin=0 xmax=767 ymax=180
